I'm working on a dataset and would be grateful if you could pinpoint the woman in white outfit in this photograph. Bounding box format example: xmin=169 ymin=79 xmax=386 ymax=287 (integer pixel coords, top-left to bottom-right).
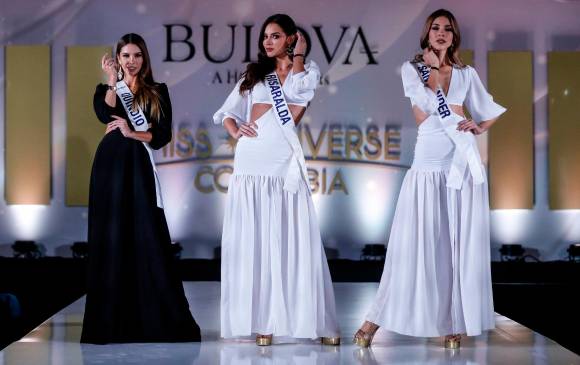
xmin=214 ymin=13 xmax=340 ymax=346
xmin=354 ymin=9 xmax=506 ymax=349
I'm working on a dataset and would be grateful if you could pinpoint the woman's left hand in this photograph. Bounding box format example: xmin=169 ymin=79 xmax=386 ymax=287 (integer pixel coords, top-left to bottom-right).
xmin=106 ymin=115 xmax=134 ymax=138
xmin=457 ymin=119 xmax=485 ymax=135
xmin=293 ymin=31 xmax=307 ymax=56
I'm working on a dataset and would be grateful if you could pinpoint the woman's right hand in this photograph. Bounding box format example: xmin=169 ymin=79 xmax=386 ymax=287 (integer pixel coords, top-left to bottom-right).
xmin=422 ymin=47 xmax=440 ymax=68
xmin=101 ymin=53 xmax=118 ymax=83
xmin=237 ymin=122 xmax=258 ymax=138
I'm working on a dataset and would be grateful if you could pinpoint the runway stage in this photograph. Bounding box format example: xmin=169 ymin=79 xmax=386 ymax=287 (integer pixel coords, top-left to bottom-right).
xmin=1 ymin=282 xmax=578 ymax=364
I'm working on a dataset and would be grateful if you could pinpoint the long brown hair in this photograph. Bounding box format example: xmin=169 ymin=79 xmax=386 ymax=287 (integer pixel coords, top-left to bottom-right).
xmin=116 ymin=33 xmax=163 ymax=121
xmin=412 ymin=9 xmax=465 ymax=68
xmin=239 ymin=14 xmax=298 ymax=94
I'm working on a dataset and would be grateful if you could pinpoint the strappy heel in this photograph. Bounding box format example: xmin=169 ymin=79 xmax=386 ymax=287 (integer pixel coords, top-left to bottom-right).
xmin=353 ymin=321 xmax=379 ymax=347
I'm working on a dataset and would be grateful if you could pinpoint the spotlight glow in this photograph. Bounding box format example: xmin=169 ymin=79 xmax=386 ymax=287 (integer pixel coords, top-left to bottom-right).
xmin=491 ymin=210 xmax=533 ymax=244
xmin=557 ymin=210 xmax=580 ymax=241
xmin=355 ymin=172 xmax=398 ymax=242
xmin=8 ymin=205 xmax=48 ymax=240
xmin=311 ymin=190 xmax=330 ymax=228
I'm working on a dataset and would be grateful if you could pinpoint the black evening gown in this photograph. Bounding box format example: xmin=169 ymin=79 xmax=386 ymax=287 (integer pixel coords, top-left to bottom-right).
xmin=80 ymin=83 xmax=201 ymax=344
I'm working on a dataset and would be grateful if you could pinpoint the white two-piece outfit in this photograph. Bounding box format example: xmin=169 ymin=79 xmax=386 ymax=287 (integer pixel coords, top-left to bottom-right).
xmin=365 ymin=61 xmax=506 ymax=337
xmin=213 ymin=61 xmax=340 ymax=340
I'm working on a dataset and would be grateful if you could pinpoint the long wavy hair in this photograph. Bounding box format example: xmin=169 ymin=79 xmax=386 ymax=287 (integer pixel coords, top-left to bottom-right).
xmin=116 ymin=33 xmax=163 ymax=121
xmin=412 ymin=9 xmax=465 ymax=68
xmin=239 ymin=14 xmax=298 ymax=94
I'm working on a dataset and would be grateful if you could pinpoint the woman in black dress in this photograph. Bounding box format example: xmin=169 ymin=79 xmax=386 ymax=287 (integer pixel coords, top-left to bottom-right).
xmin=80 ymin=33 xmax=200 ymax=344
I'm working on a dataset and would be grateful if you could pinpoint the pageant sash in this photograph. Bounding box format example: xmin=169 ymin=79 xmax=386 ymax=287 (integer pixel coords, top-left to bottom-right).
xmin=116 ymin=80 xmax=164 ymax=208
xmin=415 ymin=63 xmax=485 ymax=189
xmin=264 ymin=72 xmax=309 ymax=193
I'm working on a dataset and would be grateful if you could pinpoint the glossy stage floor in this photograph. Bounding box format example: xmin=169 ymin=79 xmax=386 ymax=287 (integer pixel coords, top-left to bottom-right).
xmin=0 ymin=282 xmax=578 ymax=364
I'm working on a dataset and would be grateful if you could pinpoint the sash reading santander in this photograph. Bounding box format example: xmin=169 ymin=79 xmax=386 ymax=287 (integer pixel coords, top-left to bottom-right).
xmin=417 ymin=64 xmax=451 ymax=119
xmin=413 ymin=63 xmax=485 ymax=190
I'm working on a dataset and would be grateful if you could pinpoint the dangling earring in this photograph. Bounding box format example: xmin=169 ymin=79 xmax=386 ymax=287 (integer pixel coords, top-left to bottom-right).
xmin=117 ymin=67 xmax=123 ymax=81
xmin=286 ymin=44 xmax=294 ymax=56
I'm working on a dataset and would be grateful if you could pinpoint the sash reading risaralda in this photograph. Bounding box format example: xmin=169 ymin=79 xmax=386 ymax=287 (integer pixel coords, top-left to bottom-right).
xmin=265 ymin=72 xmax=309 ymax=193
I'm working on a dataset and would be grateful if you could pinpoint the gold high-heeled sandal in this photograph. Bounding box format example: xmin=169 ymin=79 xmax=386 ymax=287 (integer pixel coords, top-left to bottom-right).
xmin=321 ymin=336 xmax=341 ymax=345
xmin=256 ymin=334 xmax=273 ymax=346
xmin=353 ymin=322 xmax=379 ymax=347
xmin=353 ymin=329 xmax=372 ymax=347
xmin=444 ymin=334 xmax=461 ymax=349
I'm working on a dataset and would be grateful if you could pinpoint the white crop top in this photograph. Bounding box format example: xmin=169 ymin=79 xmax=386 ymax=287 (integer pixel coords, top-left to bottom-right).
xmin=401 ymin=61 xmax=506 ymax=122
xmin=213 ymin=60 xmax=321 ymax=125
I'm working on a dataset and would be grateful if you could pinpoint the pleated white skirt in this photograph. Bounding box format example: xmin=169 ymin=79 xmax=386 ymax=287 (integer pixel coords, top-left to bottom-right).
xmin=220 ymin=110 xmax=339 ymax=339
xmin=366 ymin=120 xmax=495 ymax=337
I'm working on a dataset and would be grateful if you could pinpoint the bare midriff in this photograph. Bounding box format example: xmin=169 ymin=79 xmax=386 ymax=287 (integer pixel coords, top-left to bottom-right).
xmin=413 ymin=104 xmax=465 ymax=126
xmin=251 ymin=103 xmax=306 ymax=125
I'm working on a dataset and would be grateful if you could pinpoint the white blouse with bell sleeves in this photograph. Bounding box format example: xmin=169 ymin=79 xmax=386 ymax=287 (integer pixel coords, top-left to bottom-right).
xmin=401 ymin=61 xmax=506 ymax=122
xmin=213 ymin=79 xmax=250 ymax=125
xmin=213 ymin=61 xmax=320 ymax=127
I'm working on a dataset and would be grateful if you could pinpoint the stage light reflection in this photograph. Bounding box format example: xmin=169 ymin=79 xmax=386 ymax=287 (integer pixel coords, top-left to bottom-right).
xmin=17 ymin=337 xmax=43 ymax=343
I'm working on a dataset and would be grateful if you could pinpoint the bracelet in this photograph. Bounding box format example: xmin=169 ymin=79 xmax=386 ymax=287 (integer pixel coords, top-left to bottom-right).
xmin=107 ymin=84 xmax=117 ymax=91
xmin=293 ymin=54 xmax=305 ymax=58
xmin=431 ymin=66 xmax=440 ymax=71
